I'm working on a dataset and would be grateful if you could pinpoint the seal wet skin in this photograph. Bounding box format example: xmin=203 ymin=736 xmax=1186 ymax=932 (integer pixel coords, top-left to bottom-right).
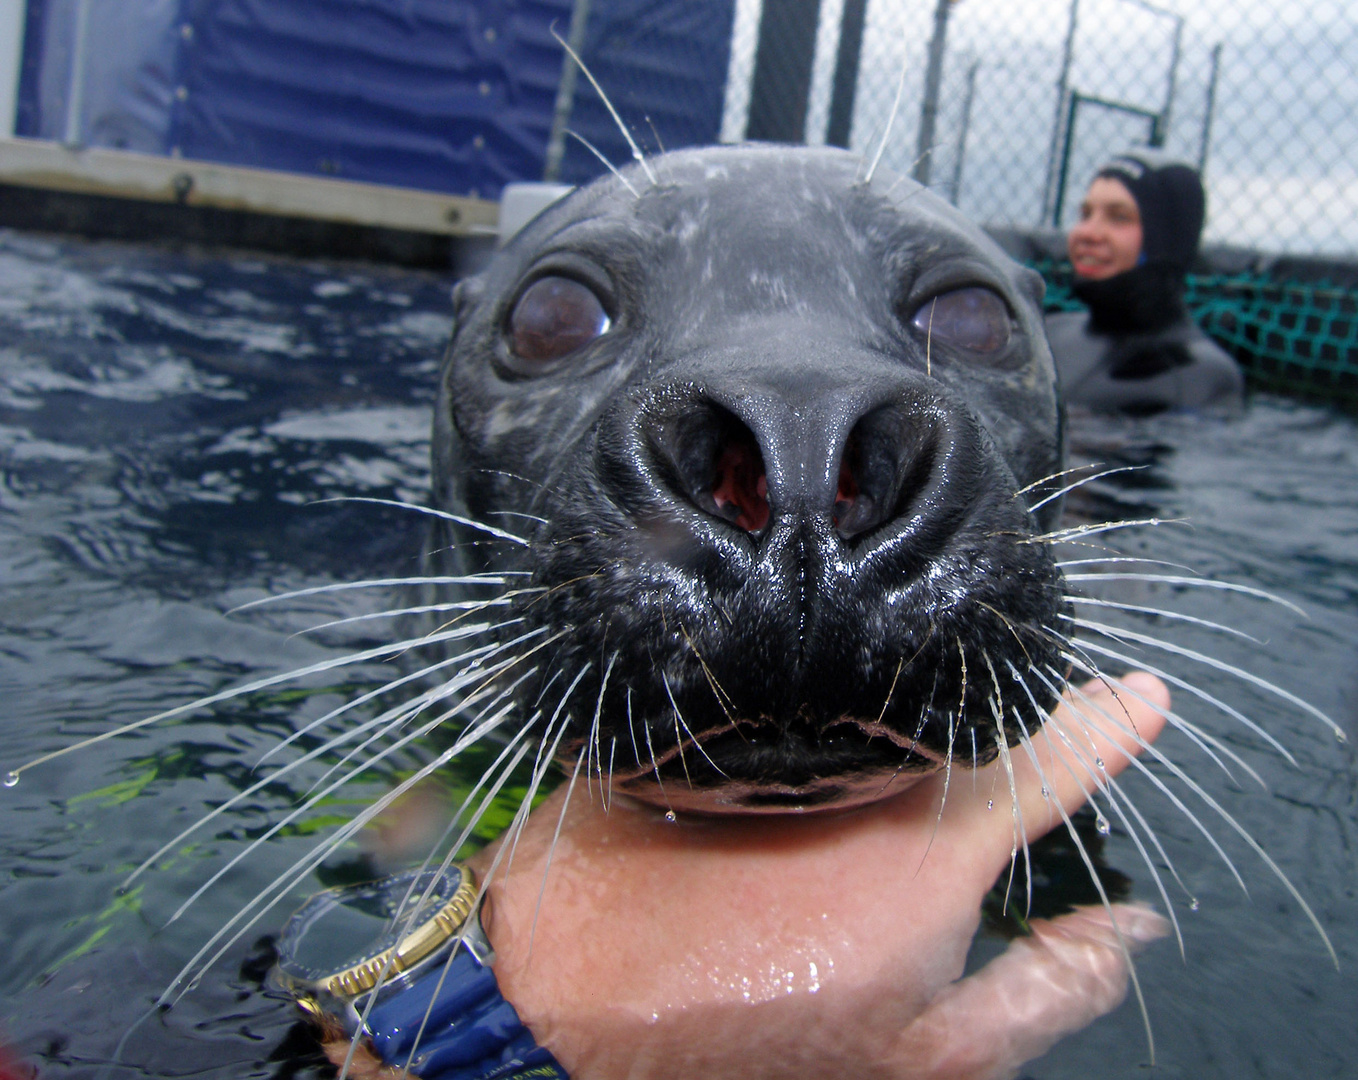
xmin=434 ymin=144 xmax=1069 ymax=814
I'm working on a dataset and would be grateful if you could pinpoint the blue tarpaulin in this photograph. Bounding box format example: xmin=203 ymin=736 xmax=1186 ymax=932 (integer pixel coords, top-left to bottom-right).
xmin=15 ymin=0 xmax=736 ymax=201
xmin=554 ymin=0 xmax=736 ymax=186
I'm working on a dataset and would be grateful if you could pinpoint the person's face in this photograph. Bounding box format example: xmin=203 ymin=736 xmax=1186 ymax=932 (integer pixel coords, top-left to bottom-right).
xmin=1067 ymin=177 xmax=1143 ymax=280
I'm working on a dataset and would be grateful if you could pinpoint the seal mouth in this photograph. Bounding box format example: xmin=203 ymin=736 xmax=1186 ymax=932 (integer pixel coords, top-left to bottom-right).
xmin=602 ymin=714 xmax=951 ymax=788
xmin=608 ymin=713 xmax=948 ymax=813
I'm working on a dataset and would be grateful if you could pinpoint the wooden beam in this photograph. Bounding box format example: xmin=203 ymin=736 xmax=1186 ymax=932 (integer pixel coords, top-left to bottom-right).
xmin=0 ymin=136 xmax=498 ymax=237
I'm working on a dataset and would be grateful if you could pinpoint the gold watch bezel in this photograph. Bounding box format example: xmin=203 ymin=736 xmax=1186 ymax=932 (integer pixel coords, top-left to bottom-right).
xmin=313 ymin=865 xmax=480 ymax=998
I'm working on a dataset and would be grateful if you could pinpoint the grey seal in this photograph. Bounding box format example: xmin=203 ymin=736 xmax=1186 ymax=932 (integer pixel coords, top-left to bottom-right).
xmin=433 ymin=143 xmax=1067 ymax=815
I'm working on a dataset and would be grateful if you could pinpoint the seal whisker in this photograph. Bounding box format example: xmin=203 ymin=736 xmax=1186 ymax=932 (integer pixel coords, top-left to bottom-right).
xmin=285 ymin=595 xmax=526 ymax=639
xmin=925 ymin=295 xmax=935 ymax=378
xmin=1033 ymin=663 xmax=1221 ymax=899
xmin=161 ymin=701 xmax=531 ymax=1005
xmin=1056 ymin=556 xmax=1198 ymax=573
xmin=1063 ymin=573 xmax=1309 ymax=616
xmin=863 ymin=59 xmax=910 ymax=184
xmin=680 ymin=627 xmax=741 ymax=733
xmin=876 ymin=655 xmax=907 ymax=728
xmin=566 ymin=130 xmax=639 ymax=197
xmin=1067 ymin=619 xmax=1330 ymax=757
xmin=606 ymin=735 xmax=616 ymax=812
xmin=625 ymin=686 xmax=643 ymax=771
xmin=1048 ymin=715 xmax=1191 ymax=958
xmin=915 ymin=694 xmax=955 ymax=875
xmin=1012 ymin=722 xmax=1157 ymax=1063
xmin=880 ymin=622 xmax=938 ymax=732
xmin=1055 ymin=639 xmax=1273 ymax=781
xmin=662 ymin=675 xmax=692 ymax=787
xmin=552 ymin=28 xmax=657 ymax=188
xmin=641 ymin=715 xmax=671 ymax=813
xmin=585 ymin=653 xmax=618 ymax=805
xmin=225 ymin=573 xmax=525 ymax=614
xmin=975 ymin=600 xmax=1040 ymax=668
xmin=1025 ymin=516 xmax=1185 ymax=545
xmin=256 ymin=625 xmax=548 ymax=769
xmin=9 ymin=623 xmax=506 ymax=780
xmin=299 ymin=661 xmax=531 ymax=801
xmin=875 ymin=663 xmax=941 ymax=801
xmin=313 ymin=495 xmax=532 ymax=546
xmin=1017 ymin=662 xmax=1189 ymax=956
xmin=122 ymin=660 xmax=535 ymax=892
xmin=1014 ymin=462 xmax=1103 ymax=498
xmin=484 ymin=509 xmax=551 ymax=528
xmin=662 ymin=671 xmax=711 ymax=785
xmin=504 ymin=667 xmax=589 ymax=879
xmin=1066 ymin=595 xmax=1264 ymax=644
xmin=167 ymin=694 xmax=522 ymax=931
xmin=528 ymin=745 xmax=588 ymax=959
xmin=1057 ymin=676 xmax=1334 ymax=942
xmin=1023 ymin=464 xmax=1149 ymax=513
xmin=354 ymin=732 xmax=545 ymax=1079
xmin=992 ymin=724 xmax=1026 ymax=918
xmin=986 ymin=651 xmax=1030 ymax=918
xmin=391 ymin=712 xmax=549 ymax=928
xmin=288 ymin=628 xmax=564 ymax=783
xmin=255 ymin=642 xmax=499 ymax=769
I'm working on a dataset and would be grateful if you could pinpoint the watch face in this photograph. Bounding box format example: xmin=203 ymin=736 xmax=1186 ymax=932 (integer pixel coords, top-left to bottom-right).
xmin=276 ymin=866 xmax=470 ymax=985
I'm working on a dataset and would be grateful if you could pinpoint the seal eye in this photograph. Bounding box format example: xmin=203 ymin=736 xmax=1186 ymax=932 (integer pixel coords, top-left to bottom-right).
xmin=910 ymin=287 xmax=1011 ymax=354
xmin=509 ymin=276 xmax=610 ymax=366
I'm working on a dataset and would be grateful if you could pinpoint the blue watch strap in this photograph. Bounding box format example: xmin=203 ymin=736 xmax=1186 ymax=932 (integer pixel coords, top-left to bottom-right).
xmin=365 ymin=940 xmax=568 ymax=1080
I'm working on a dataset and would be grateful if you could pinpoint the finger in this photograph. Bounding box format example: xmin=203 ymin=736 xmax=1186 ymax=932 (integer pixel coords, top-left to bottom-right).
xmin=891 ymin=902 xmax=1168 ymax=1080
xmin=1008 ymin=672 xmax=1170 ymax=838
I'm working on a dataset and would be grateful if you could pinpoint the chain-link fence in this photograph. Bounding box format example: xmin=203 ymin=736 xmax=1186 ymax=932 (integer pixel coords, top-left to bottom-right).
xmin=703 ymin=0 xmax=1358 ymax=259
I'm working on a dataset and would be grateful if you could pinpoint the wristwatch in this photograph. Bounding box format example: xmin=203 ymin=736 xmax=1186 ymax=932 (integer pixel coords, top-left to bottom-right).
xmin=273 ymin=864 xmax=568 ymax=1080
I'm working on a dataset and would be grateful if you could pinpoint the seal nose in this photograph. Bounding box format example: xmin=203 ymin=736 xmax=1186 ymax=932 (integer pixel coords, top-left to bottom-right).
xmin=643 ymin=390 xmax=945 ymax=544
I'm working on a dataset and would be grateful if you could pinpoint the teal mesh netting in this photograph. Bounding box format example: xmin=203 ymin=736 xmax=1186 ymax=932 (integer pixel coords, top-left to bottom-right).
xmin=1031 ymin=259 xmax=1358 ymax=407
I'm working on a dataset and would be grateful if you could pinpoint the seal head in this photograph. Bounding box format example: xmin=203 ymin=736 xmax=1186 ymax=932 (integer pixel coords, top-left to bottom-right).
xmin=435 ymin=144 xmax=1066 ymax=813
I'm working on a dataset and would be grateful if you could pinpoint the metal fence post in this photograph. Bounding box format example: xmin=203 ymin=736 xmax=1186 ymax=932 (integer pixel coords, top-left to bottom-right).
xmin=913 ymin=0 xmax=955 ymax=186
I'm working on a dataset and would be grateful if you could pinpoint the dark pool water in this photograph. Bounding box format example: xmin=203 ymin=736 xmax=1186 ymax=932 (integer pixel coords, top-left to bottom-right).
xmin=0 ymin=230 xmax=1354 ymax=1079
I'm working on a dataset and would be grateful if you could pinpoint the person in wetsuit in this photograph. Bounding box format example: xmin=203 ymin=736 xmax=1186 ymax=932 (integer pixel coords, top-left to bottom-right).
xmin=1046 ymin=150 xmax=1243 ymax=415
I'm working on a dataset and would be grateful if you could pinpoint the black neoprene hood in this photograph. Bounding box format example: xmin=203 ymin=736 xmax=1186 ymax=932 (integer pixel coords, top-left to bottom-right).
xmin=1097 ymin=150 xmax=1206 ymax=272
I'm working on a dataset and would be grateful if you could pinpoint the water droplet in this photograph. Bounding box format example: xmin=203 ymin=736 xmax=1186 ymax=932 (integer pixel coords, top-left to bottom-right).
xmin=1096 ymin=816 xmax=1111 ymax=836
xmin=2 ymin=772 xmax=17 ymax=788
xmin=986 ymin=799 xmax=994 ymax=810
xmin=1189 ymin=898 xmax=1200 ymax=912
xmin=664 ymin=810 xmax=677 ymax=823
xmin=1337 ymin=730 xmax=1348 ymax=744
xmin=1094 ymin=757 xmax=1105 ymax=770
xmin=1040 ymin=785 xmax=1049 ymax=798
xmin=1011 ymin=670 xmax=1023 ymax=682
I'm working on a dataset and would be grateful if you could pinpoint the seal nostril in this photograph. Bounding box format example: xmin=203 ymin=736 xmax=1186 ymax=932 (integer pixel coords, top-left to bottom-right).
xmin=712 ymin=433 xmax=769 ymax=532
xmin=652 ymin=402 xmax=770 ymax=535
xmin=833 ymin=434 xmax=875 ymax=536
xmin=835 ymin=407 xmax=938 ymax=541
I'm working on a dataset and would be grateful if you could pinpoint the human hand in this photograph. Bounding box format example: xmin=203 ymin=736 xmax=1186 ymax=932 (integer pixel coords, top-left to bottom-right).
xmin=471 ymin=673 xmax=1171 ymax=1080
